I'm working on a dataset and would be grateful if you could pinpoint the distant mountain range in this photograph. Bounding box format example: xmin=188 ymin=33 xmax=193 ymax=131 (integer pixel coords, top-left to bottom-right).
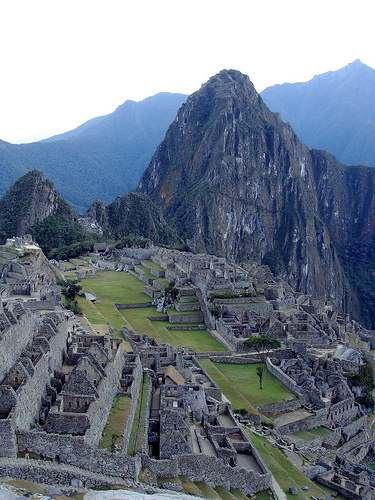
xmin=261 ymin=59 xmax=375 ymax=167
xmin=0 ymin=92 xmax=187 ymax=213
xmin=0 ymin=60 xmax=374 ymax=215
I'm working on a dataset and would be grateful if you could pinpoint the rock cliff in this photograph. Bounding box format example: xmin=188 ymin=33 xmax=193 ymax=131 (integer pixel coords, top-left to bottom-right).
xmin=137 ymin=70 xmax=375 ymax=326
xmin=0 ymin=170 xmax=74 ymax=241
xmin=86 ymin=192 xmax=179 ymax=245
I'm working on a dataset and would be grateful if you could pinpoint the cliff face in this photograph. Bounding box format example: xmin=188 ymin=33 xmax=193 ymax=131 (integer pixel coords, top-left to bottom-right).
xmin=0 ymin=170 xmax=74 ymax=241
xmin=137 ymin=70 xmax=375 ymax=325
xmin=86 ymin=192 xmax=179 ymax=245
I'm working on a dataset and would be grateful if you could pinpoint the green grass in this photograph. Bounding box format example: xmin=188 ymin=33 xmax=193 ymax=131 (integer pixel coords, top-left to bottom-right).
xmin=199 ymin=359 xmax=294 ymax=407
xmin=98 ymin=395 xmax=132 ymax=450
xmin=142 ymin=259 xmax=165 ymax=271
xmin=166 ymin=329 xmax=225 ymax=352
xmin=128 ymin=374 xmax=150 ymax=455
xmin=75 ymin=270 xmax=224 ymax=353
xmin=214 ymin=486 xmax=236 ymax=500
xmin=179 ymin=476 xmax=204 ymax=496
xmin=292 ymin=426 xmax=332 ymax=442
xmin=82 ymin=271 xmax=152 ymax=304
xmin=229 ymin=489 xmax=249 ymax=500
xmin=198 ymin=358 xmax=259 ymax=415
xmin=195 ymin=481 xmax=221 ymax=499
xmin=247 ymin=429 xmax=346 ymax=499
xmin=157 ymin=476 xmax=181 ymax=487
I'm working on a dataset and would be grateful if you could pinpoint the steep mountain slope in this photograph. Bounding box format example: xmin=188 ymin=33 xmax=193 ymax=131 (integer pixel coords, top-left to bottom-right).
xmin=261 ymin=60 xmax=375 ymax=167
xmin=86 ymin=192 xmax=179 ymax=246
xmin=0 ymin=92 xmax=187 ymax=213
xmin=137 ymin=69 xmax=375 ymax=327
xmin=0 ymin=169 xmax=74 ymax=242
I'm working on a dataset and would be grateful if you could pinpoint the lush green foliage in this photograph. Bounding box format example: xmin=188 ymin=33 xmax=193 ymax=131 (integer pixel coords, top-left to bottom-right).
xmin=58 ymin=279 xmax=82 ymax=314
xmin=243 ymin=335 xmax=282 ymax=363
xmin=31 ymin=215 xmax=100 ymax=259
xmin=346 ymin=360 xmax=375 ymax=410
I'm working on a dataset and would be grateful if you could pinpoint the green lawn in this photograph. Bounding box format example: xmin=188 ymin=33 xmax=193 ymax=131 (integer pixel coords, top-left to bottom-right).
xmin=81 ymin=271 xmax=152 ymax=304
xmin=247 ymin=430 xmax=346 ymax=500
xmin=199 ymin=359 xmax=295 ymax=407
xmin=292 ymin=426 xmax=332 ymax=442
xmin=98 ymin=395 xmax=132 ymax=450
xmin=167 ymin=329 xmax=225 ymax=352
xmin=75 ymin=270 xmax=224 ymax=353
xmin=142 ymin=259 xmax=165 ymax=272
xmin=128 ymin=374 xmax=150 ymax=455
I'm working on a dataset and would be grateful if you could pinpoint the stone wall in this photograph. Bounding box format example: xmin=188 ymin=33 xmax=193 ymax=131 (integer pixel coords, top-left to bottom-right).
xmin=278 ymin=409 xmax=329 ymax=434
xmin=9 ymin=318 xmax=70 ymax=439
xmin=317 ymin=471 xmax=371 ymax=500
xmin=0 ymin=459 xmax=136 ymax=489
xmin=16 ymin=430 xmax=140 ymax=479
xmin=0 ymin=418 xmax=16 ymax=457
xmin=84 ymin=342 xmax=125 ymax=446
xmin=167 ymin=311 xmax=204 ymax=324
xmin=141 ymin=453 xmax=272 ymax=496
xmin=253 ymin=399 xmax=301 ymax=415
xmin=22 ymin=299 xmax=56 ymax=310
xmin=0 ymin=311 xmax=37 ymax=383
xmin=122 ymin=357 xmax=143 ymax=455
xmin=141 ymin=261 xmax=165 ymax=278
xmin=115 ymin=303 xmax=152 ymax=309
xmin=266 ymin=358 xmax=305 ymax=400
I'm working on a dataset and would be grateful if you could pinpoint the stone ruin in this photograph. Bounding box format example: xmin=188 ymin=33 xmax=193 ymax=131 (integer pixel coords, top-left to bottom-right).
xmin=1 ymin=243 xmax=375 ymax=497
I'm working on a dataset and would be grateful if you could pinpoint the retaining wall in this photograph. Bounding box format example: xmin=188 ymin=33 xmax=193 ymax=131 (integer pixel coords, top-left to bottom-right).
xmin=141 ymin=453 xmax=272 ymax=496
xmin=122 ymin=357 xmax=143 ymax=455
xmin=253 ymin=399 xmax=301 ymax=415
xmin=266 ymin=358 xmax=305 ymax=400
xmin=16 ymin=429 xmax=140 ymax=479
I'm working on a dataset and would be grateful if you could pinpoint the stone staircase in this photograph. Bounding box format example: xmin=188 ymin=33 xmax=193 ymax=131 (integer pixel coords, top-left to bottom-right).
xmin=0 ymin=457 xmax=137 ymax=489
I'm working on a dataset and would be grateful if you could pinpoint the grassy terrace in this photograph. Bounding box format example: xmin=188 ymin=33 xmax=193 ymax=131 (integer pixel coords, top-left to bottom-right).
xmin=73 ymin=270 xmax=224 ymax=352
xmin=98 ymin=395 xmax=132 ymax=451
xmin=199 ymin=359 xmax=295 ymax=408
xmin=291 ymin=426 xmax=332 ymax=442
xmin=248 ymin=430 xmax=346 ymax=500
xmin=128 ymin=373 xmax=150 ymax=455
xmin=142 ymin=259 xmax=165 ymax=272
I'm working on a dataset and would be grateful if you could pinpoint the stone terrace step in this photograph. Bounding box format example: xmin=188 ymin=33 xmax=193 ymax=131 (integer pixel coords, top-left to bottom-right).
xmin=0 ymin=457 xmax=136 ymax=488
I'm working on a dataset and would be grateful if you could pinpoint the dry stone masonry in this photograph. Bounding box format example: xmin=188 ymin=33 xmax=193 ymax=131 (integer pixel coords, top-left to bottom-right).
xmin=2 ymin=241 xmax=375 ymax=497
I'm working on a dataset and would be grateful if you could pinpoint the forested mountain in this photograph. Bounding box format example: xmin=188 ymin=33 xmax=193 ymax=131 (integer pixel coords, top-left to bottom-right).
xmin=261 ymin=60 xmax=375 ymax=167
xmin=0 ymin=170 xmax=74 ymax=242
xmin=0 ymin=92 xmax=187 ymax=213
xmin=86 ymin=193 xmax=179 ymax=246
xmin=138 ymin=69 xmax=375 ymax=328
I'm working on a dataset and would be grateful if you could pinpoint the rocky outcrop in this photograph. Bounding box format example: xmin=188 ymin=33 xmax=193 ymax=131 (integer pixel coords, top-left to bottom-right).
xmin=86 ymin=192 xmax=179 ymax=246
xmin=137 ymin=70 xmax=357 ymax=319
xmin=0 ymin=170 xmax=74 ymax=241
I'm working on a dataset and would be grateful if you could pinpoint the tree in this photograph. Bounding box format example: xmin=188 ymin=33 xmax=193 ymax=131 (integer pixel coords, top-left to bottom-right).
xmin=256 ymin=366 xmax=264 ymax=390
xmin=58 ymin=279 xmax=82 ymax=314
xmin=58 ymin=279 xmax=82 ymax=301
xmin=243 ymin=335 xmax=282 ymax=365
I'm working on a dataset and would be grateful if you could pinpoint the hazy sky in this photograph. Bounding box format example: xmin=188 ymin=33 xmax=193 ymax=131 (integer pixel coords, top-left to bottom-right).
xmin=0 ymin=0 xmax=373 ymax=144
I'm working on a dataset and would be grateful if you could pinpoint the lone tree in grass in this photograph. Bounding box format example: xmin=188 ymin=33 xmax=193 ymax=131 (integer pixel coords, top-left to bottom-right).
xmin=243 ymin=335 xmax=282 ymax=389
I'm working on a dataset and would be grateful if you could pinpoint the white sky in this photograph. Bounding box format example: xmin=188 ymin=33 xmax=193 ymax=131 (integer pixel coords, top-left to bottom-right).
xmin=0 ymin=0 xmax=373 ymax=144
